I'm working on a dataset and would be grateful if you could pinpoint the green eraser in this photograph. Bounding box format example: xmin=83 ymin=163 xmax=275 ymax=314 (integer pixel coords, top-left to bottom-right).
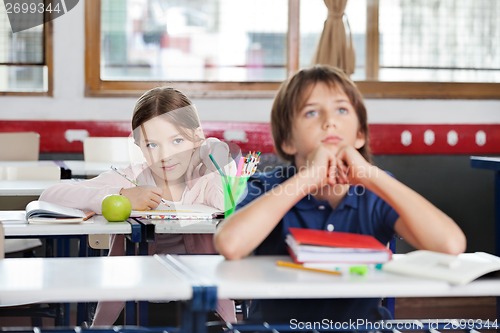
xmin=349 ymin=265 xmax=369 ymax=275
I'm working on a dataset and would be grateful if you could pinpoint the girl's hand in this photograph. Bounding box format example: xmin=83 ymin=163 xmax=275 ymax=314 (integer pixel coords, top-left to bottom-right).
xmin=119 ymin=186 xmax=163 ymax=210
xmin=185 ymin=146 xmax=202 ymax=188
xmin=200 ymin=138 xmax=231 ymax=174
xmin=185 ymin=138 xmax=230 ymax=187
xmin=335 ymin=145 xmax=375 ymax=185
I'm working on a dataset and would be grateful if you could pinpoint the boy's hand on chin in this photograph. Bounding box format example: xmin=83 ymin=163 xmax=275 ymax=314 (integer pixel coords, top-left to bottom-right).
xmin=301 ymin=145 xmax=338 ymax=190
xmin=335 ymin=145 xmax=374 ymax=185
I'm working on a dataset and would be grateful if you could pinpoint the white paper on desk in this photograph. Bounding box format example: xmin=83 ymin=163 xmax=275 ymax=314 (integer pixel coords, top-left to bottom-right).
xmin=131 ymin=203 xmax=222 ymax=220
xmin=0 ymin=211 xmax=27 ymax=224
xmin=382 ymin=250 xmax=500 ymax=285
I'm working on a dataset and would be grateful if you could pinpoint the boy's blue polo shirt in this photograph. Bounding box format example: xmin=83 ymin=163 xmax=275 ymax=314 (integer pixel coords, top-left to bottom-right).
xmin=237 ymin=165 xmax=399 ymax=323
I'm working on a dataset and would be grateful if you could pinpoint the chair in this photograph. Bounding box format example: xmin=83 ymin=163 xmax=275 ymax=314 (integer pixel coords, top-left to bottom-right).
xmin=0 ymin=132 xmax=40 ymax=161
xmin=0 ymin=133 xmax=64 ymax=326
xmin=0 ymin=164 xmax=60 ymax=256
xmin=0 ymin=132 xmax=52 ymax=256
xmin=83 ymin=136 xmax=145 ymax=164
xmin=0 ymin=165 xmax=61 ymax=181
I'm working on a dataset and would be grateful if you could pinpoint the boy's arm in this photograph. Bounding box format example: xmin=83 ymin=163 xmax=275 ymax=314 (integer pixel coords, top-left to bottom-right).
xmin=214 ymin=170 xmax=314 ymax=260
xmin=364 ymin=170 xmax=465 ymax=254
xmin=338 ymin=145 xmax=466 ymax=255
xmin=215 ymin=145 xmax=337 ymax=260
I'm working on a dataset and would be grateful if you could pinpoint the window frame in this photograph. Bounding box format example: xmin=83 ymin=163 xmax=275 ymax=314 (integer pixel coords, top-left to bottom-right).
xmin=0 ymin=21 xmax=53 ymax=96
xmin=85 ymin=0 xmax=500 ymax=99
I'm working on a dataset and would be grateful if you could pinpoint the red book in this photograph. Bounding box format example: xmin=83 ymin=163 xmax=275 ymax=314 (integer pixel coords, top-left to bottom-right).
xmin=286 ymin=227 xmax=392 ymax=264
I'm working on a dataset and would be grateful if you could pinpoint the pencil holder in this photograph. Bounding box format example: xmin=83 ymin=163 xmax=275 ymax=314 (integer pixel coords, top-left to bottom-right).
xmin=223 ymin=176 xmax=250 ymax=218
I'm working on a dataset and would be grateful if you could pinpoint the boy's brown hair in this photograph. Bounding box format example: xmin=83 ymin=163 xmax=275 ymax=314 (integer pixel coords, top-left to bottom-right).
xmin=271 ymin=65 xmax=372 ymax=163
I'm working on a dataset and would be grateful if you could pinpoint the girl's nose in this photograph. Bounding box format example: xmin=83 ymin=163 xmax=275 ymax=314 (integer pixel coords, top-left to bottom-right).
xmin=159 ymin=145 xmax=174 ymax=161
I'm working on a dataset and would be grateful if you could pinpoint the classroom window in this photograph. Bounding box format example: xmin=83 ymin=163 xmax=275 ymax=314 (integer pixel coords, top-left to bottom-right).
xmin=86 ymin=0 xmax=500 ymax=98
xmin=0 ymin=5 xmax=52 ymax=95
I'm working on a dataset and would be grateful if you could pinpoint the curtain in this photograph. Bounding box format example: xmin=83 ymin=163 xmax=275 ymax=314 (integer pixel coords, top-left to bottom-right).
xmin=312 ymin=0 xmax=355 ymax=75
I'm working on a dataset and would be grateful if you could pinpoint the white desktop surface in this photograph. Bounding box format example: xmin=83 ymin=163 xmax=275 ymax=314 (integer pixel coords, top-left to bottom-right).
xmin=172 ymin=255 xmax=500 ymax=299
xmin=150 ymin=219 xmax=220 ymax=234
xmin=0 ymin=160 xmax=127 ymax=179
xmin=0 ymin=180 xmax=61 ymax=196
xmin=0 ymin=212 xmax=131 ymax=236
xmin=63 ymin=161 xmax=128 ymax=178
xmin=0 ymin=255 xmax=192 ymax=305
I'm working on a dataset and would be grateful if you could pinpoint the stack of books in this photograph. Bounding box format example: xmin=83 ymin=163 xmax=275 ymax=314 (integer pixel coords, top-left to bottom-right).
xmin=285 ymin=227 xmax=392 ymax=264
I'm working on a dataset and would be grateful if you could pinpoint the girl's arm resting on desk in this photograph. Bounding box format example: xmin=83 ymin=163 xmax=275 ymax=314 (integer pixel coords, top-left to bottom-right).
xmin=39 ymin=173 xmax=124 ymax=214
xmin=41 ymin=169 xmax=164 ymax=212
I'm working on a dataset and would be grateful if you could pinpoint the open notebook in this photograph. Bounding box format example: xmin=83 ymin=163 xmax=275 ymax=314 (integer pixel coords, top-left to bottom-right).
xmin=131 ymin=204 xmax=223 ymax=220
xmin=382 ymin=250 xmax=500 ymax=285
xmin=25 ymin=200 xmax=95 ymax=224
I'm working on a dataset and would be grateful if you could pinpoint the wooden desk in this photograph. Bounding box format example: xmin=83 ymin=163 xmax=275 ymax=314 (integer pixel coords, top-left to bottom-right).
xmin=171 ymin=255 xmax=500 ymax=300
xmin=137 ymin=219 xmax=220 ymax=242
xmin=0 ymin=180 xmax=61 ymax=197
xmin=1 ymin=212 xmax=148 ymax=325
xmin=171 ymin=254 xmax=500 ymax=331
xmin=0 ymin=160 xmax=127 ymax=179
xmin=0 ymin=255 xmax=214 ymax=333
xmin=0 ymin=255 xmax=192 ymax=305
xmin=0 ymin=213 xmax=132 ymax=237
xmin=1 ymin=211 xmax=142 ymax=258
xmin=62 ymin=161 xmax=128 ymax=178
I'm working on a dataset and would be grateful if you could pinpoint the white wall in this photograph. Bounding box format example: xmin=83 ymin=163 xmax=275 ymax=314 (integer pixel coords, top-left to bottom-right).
xmin=0 ymin=3 xmax=499 ymax=125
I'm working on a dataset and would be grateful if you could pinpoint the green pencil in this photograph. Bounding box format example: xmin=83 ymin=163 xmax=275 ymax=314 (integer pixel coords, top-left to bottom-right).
xmin=208 ymin=154 xmax=235 ymax=209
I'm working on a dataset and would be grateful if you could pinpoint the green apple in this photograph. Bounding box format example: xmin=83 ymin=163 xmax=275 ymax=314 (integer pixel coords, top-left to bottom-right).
xmin=101 ymin=194 xmax=132 ymax=222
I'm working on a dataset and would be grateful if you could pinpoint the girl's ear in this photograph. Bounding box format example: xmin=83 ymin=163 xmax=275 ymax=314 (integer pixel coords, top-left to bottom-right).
xmin=193 ymin=127 xmax=205 ymax=147
xmin=354 ymin=130 xmax=366 ymax=149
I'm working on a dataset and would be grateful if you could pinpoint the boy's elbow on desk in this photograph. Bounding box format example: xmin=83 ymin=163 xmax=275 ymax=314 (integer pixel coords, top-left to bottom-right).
xmin=423 ymin=228 xmax=466 ymax=255
xmin=214 ymin=230 xmax=247 ymax=260
xmin=440 ymin=232 xmax=467 ymax=255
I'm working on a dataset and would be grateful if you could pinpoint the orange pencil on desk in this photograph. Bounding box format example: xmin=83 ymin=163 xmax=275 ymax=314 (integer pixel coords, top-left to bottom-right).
xmin=276 ymin=260 xmax=342 ymax=276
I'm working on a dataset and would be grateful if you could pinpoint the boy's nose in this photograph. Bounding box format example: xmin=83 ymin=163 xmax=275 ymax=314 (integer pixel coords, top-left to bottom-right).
xmin=323 ymin=116 xmax=336 ymax=129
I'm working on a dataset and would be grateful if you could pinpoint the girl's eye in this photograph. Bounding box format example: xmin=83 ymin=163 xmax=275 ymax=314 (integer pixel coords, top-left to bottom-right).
xmin=173 ymin=138 xmax=184 ymax=145
xmin=304 ymin=110 xmax=318 ymax=118
xmin=146 ymin=142 xmax=158 ymax=149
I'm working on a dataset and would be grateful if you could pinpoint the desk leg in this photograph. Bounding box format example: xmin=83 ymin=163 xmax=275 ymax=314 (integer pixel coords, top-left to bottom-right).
xmin=125 ymin=301 xmax=137 ymax=325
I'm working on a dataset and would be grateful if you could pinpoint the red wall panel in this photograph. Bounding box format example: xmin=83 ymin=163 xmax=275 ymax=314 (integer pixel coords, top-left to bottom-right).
xmin=0 ymin=120 xmax=499 ymax=155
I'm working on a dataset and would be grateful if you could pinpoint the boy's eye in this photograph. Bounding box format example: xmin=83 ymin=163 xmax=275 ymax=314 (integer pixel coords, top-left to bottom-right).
xmin=146 ymin=142 xmax=158 ymax=149
xmin=337 ymin=107 xmax=349 ymax=115
xmin=304 ymin=110 xmax=318 ymax=118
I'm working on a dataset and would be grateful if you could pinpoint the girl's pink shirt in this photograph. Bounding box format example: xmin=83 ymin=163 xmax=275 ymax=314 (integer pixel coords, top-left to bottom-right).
xmin=39 ymin=162 xmax=236 ymax=325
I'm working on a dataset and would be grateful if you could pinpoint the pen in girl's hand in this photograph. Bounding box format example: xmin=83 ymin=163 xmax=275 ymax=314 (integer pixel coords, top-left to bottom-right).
xmin=111 ymin=166 xmax=139 ymax=185
xmin=110 ymin=166 xmax=170 ymax=207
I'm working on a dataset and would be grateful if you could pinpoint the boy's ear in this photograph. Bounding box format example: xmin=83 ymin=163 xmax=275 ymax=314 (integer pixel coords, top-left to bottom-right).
xmin=281 ymin=139 xmax=297 ymax=156
xmin=354 ymin=130 xmax=366 ymax=149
